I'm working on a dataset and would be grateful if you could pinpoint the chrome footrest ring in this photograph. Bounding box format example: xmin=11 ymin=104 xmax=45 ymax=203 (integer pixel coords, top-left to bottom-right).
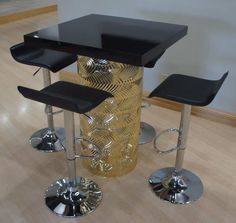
xmin=154 ymin=128 xmax=180 ymax=154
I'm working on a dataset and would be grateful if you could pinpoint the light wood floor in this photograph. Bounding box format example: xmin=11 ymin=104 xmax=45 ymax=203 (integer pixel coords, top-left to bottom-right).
xmin=1 ymin=12 xmax=236 ymax=223
xmin=0 ymin=0 xmax=56 ymax=16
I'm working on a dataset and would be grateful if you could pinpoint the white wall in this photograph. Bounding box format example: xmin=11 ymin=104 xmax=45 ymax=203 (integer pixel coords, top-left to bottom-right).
xmin=58 ymin=0 xmax=236 ymax=113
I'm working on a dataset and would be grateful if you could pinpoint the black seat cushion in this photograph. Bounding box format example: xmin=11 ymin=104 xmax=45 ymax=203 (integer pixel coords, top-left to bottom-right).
xmin=149 ymin=72 xmax=228 ymax=106
xmin=10 ymin=42 xmax=77 ymax=72
xmin=18 ymin=81 xmax=112 ymax=113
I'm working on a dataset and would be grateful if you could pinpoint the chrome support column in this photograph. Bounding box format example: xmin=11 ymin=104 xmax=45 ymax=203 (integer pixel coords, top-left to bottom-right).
xmin=64 ymin=110 xmax=77 ymax=188
xmin=174 ymin=104 xmax=191 ymax=173
xmin=43 ymin=68 xmax=54 ymax=130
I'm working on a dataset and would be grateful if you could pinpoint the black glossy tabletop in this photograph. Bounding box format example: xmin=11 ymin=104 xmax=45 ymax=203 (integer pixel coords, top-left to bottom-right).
xmin=24 ymin=14 xmax=188 ymax=67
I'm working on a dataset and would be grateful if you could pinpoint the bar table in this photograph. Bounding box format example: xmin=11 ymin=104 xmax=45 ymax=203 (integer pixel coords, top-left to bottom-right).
xmin=24 ymin=14 xmax=187 ymax=177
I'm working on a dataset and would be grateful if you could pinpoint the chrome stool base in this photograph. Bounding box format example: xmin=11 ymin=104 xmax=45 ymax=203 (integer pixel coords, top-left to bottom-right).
xmin=139 ymin=122 xmax=156 ymax=145
xmin=45 ymin=177 xmax=102 ymax=217
xmin=30 ymin=127 xmax=65 ymax=152
xmin=149 ymin=167 xmax=203 ymax=204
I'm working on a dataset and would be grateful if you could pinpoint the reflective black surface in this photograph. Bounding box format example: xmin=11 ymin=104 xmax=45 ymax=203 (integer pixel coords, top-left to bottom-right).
xmin=10 ymin=42 xmax=77 ymax=72
xmin=24 ymin=14 xmax=188 ymax=67
xmin=149 ymin=72 xmax=229 ymax=106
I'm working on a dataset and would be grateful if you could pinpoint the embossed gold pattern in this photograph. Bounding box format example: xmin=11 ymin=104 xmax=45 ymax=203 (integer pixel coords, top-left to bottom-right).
xmin=77 ymin=56 xmax=143 ymax=177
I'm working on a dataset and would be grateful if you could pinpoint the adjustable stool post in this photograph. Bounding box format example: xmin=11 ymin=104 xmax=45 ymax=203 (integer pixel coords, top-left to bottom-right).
xmin=43 ymin=68 xmax=54 ymax=130
xmin=64 ymin=110 xmax=77 ymax=188
xmin=174 ymin=104 xmax=191 ymax=173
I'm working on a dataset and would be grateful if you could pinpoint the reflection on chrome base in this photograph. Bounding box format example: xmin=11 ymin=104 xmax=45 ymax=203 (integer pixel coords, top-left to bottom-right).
xmin=139 ymin=122 xmax=156 ymax=145
xmin=45 ymin=177 xmax=102 ymax=217
xmin=30 ymin=128 xmax=65 ymax=152
xmin=149 ymin=167 xmax=203 ymax=204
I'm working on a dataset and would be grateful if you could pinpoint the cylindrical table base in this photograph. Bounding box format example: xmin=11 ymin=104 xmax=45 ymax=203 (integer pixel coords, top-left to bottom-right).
xmin=77 ymin=56 xmax=144 ymax=177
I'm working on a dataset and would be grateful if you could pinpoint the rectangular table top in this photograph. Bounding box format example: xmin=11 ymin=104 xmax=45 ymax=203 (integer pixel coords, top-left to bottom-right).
xmin=24 ymin=14 xmax=188 ymax=67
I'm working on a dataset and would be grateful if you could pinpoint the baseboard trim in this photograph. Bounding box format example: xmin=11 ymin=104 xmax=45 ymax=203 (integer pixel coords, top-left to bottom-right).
xmin=0 ymin=4 xmax=57 ymax=24
xmin=60 ymin=71 xmax=236 ymax=127
xmin=143 ymin=91 xmax=236 ymax=127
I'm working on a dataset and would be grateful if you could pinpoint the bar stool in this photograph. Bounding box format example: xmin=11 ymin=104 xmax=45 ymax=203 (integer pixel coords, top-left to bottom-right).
xmin=139 ymin=100 xmax=156 ymax=145
xmin=148 ymin=72 xmax=228 ymax=204
xmin=18 ymin=81 xmax=112 ymax=217
xmin=10 ymin=42 xmax=77 ymax=152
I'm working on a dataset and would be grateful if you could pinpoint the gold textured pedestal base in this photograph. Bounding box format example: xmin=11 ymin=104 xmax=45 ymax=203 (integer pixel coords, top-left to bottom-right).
xmin=77 ymin=56 xmax=143 ymax=177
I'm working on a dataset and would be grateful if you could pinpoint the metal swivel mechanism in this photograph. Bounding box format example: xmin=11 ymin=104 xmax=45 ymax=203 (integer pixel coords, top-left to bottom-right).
xmin=139 ymin=100 xmax=156 ymax=145
xmin=18 ymin=81 xmax=112 ymax=217
xmin=10 ymin=42 xmax=77 ymax=152
xmin=148 ymin=72 xmax=228 ymax=204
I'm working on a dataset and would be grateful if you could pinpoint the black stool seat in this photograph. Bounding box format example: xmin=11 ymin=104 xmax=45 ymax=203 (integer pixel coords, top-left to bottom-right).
xmin=149 ymin=72 xmax=228 ymax=106
xmin=18 ymin=81 xmax=112 ymax=113
xmin=10 ymin=42 xmax=77 ymax=72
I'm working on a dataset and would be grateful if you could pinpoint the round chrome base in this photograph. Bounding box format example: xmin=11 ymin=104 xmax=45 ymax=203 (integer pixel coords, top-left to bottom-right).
xmin=139 ymin=122 xmax=156 ymax=145
xmin=30 ymin=128 xmax=65 ymax=152
xmin=149 ymin=167 xmax=203 ymax=204
xmin=45 ymin=177 xmax=102 ymax=217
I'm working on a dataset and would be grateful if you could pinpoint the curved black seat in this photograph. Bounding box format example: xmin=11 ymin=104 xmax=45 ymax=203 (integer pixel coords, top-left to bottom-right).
xmin=10 ymin=42 xmax=77 ymax=72
xmin=17 ymin=81 xmax=112 ymax=214
xmin=18 ymin=81 xmax=112 ymax=113
xmin=149 ymin=72 xmax=228 ymax=106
